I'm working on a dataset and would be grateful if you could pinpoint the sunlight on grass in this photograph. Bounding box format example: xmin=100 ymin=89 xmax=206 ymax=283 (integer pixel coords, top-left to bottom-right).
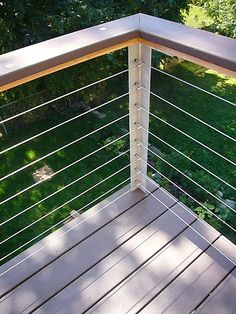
xmin=0 ymin=186 xmax=5 ymax=196
xmin=26 ymin=149 xmax=37 ymax=161
xmin=205 ymin=69 xmax=236 ymax=86
xmin=30 ymin=188 xmax=42 ymax=202
xmin=57 ymin=151 xmax=66 ymax=158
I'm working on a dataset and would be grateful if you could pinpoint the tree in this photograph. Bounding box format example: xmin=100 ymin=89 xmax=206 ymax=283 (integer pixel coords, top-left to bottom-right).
xmin=0 ymin=0 xmax=70 ymax=54
xmin=201 ymin=0 xmax=236 ymax=38
xmin=0 ymin=1 xmax=189 ymax=53
xmin=0 ymin=1 xmax=190 ymax=122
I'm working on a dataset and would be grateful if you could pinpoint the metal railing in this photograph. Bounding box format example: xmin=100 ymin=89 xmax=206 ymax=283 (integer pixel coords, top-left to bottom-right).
xmin=0 ymin=13 xmax=235 ymax=277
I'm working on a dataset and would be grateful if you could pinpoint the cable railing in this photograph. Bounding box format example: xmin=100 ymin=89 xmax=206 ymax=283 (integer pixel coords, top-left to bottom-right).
xmin=0 ymin=13 xmax=235 ymax=283
xmin=0 ymin=150 xmax=130 ymax=246
xmin=0 ymin=66 xmax=132 ymax=266
xmin=146 ymin=108 xmax=236 ymax=167
xmin=141 ymin=141 xmax=235 ymax=214
xmin=140 ymin=180 xmax=236 ymax=267
xmin=0 ymin=132 xmax=133 ymax=227
xmin=0 ymin=69 xmax=128 ymax=125
xmin=0 ymin=112 xmax=129 ymax=206
xmin=0 ymin=165 xmax=131 ymax=263
xmin=151 ymin=66 xmax=236 ymax=108
xmin=0 ymin=184 xmax=135 ymax=277
xmin=147 ymin=129 xmax=236 ymax=191
xmin=135 ymin=56 xmax=236 ymax=247
xmin=141 ymin=157 xmax=236 ymax=233
xmin=148 ymin=89 xmax=236 ymax=144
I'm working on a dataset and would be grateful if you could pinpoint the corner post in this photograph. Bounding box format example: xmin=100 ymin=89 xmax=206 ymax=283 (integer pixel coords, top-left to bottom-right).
xmin=128 ymin=44 xmax=152 ymax=191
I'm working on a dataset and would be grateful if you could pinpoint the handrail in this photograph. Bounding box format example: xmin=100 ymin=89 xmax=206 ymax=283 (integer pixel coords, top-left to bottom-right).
xmin=0 ymin=13 xmax=235 ymax=92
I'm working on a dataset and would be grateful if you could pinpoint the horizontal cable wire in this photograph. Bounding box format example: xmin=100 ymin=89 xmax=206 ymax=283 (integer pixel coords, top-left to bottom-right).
xmin=143 ymin=144 xmax=236 ymax=214
xmin=0 ymin=184 xmax=135 ymax=277
xmin=0 ymin=92 xmax=129 ymax=157
xmin=140 ymin=179 xmax=236 ymax=266
xmin=0 ymin=69 xmax=128 ymax=125
xmin=0 ymin=131 xmax=133 ymax=226
xmin=146 ymin=88 xmax=236 ymax=144
xmin=0 ymin=149 xmax=130 ymax=245
xmin=142 ymin=107 xmax=236 ymax=167
xmin=151 ymin=66 xmax=236 ymax=108
xmin=146 ymin=129 xmax=236 ymax=191
xmin=0 ymin=113 xmax=129 ymax=206
xmin=141 ymin=160 xmax=236 ymax=234
xmin=0 ymin=171 xmax=130 ymax=262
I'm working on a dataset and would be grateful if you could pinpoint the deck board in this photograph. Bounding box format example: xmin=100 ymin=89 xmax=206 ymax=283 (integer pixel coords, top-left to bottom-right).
xmin=34 ymin=203 xmax=196 ymax=314
xmin=140 ymin=237 xmax=234 ymax=314
xmin=0 ymin=185 xmax=235 ymax=314
xmin=0 ymin=183 xmax=156 ymax=297
xmin=0 ymin=187 xmax=175 ymax=313
xmin=81 ymin=219 xmax=219 ymax=314
xmin=195 ymin=268 xmax=236 ymax=314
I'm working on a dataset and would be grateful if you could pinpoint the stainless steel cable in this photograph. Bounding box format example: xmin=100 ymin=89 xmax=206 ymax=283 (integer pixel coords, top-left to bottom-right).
xmin=151 ymin=66 xmax=236 ymax=108
xmin=0 ymin=92 xmax=129 ymax=157
xmin=0 ymin=69 xmax=128 ymax=125
xmin=0 ymin=131 xmax=132 ymax=226
xmin=0 ymin=185 xmax=134 ymax=277
xmin=0 ymin=150 xmax=130 ymax=245
xmin=143 ymin=144 xmax=236 ymax=214
xmin=146 ymin=128 xmax=236 ymax=191
xmin=146 ymin=88 xmax=236 ymax=144
xmin=142 ymin=107 xmax=236 ymax=167
xmin=140 ymin=179 xmax=236 ymax=266
xmin=0 ymin=113 xmax=129 ymax=206
xmin=0 ymin=172 xmax=130 ymax=262
xmin=140 ymin=160 xmax=236 ymax=234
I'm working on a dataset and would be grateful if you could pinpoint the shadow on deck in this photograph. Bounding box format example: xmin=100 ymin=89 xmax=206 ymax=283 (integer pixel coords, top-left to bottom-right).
xmin=0 ymin=183 xmax=236 ymax=314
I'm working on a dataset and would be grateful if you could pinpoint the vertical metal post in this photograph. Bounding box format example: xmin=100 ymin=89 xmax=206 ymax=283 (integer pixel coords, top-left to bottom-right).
xmin=128 ymin=44 xmax=151 ymax=191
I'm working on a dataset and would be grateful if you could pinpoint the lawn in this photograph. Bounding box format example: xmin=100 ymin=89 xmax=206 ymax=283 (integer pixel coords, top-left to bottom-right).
xmin=149 ymin=52 xmax=236 ymax=243
xmin=0 ymin=71 xmax=130 ymax=263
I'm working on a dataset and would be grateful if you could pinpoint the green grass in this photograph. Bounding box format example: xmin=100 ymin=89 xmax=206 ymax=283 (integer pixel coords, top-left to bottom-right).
xmin=0 ymin=72 xmax=130 ymax=263
xmin=149 ymin=53 xmax=236 ymax=242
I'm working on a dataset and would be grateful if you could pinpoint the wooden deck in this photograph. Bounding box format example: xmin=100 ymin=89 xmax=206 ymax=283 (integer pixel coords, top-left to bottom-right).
xmin=0 ymin=183 xmax=236 ymax=314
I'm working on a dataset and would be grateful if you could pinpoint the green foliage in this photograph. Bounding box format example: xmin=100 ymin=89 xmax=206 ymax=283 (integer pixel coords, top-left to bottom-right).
xmin=103 ymin=135 xmax=127 ymax=155
xmin=0 ymin=0 xmax=189 ymax=109
xmin=195 ymin=202 xmax=215 ymax=220
xmin=149 ymin=55 xmax=236 ymax=242
xmin=0 ymin=0 xmax=189 ymax=54
xmin=182 ymin=4 xmax=213 ymax=29
xmin=202 ymin=0 xmax=236 ymax=38
xmin=0 ymin=90 xmax=130 ymax=262
xmin=0 ymin=0 xmax=70 ymax=54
